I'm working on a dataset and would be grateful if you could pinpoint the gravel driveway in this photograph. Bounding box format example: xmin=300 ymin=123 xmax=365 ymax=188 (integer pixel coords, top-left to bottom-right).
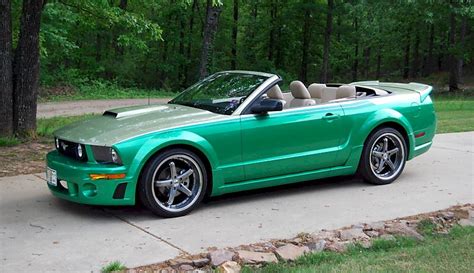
xmin=1 ymin=132 xmax=473 ymax=272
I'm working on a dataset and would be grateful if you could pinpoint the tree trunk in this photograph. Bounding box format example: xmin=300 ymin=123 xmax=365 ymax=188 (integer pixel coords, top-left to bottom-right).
xmin=410 ymin=30 xmax=420 ymax=78
xmin=403 ymin=31 xmax=411 ymax=79
xmin=376 ymin=50 xmax=381 ymax=79
xmin=448 ymin=1 xmax=459 ymax=91
xmin=457 ymin=14 xmax=467 ymax=84
xmin=320 ymin=0 xmax=334 ymax=83
xmin=268 ymin=0 xmax=276 ymax=62
xmin=300 ymin=7 xmax=310 ymax=83
xmin=363 ymin=47 xmax=371 ymax=78
xmin=12 ymin=0 xmax=44 ymax=137
xmin=231 ymin=0 xmax=238 ymax=70
xmin=199 ymin=0 xmax=221 ymax=79
xmin=352 ymin=15 xmax=358 ymax=81
xmin=184 ymin=0 xmax=197 ymax=85
xmin=0 ymin=0 xmax=13 ymax=137
xmin=424 ymin=23 xmax=435 ymax=76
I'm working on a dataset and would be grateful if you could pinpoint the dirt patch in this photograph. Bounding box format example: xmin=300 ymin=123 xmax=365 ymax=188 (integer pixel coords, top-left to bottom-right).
xmin=0 ymin=140 xmax=52 ymax=177
xmin=39 ymin=85 xmax=77 ymax=100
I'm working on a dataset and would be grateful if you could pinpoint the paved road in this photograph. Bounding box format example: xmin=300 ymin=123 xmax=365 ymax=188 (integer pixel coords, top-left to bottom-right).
xmin=37 ymin=98 xmax=171 ymax=118
xmin=1 ymin=132 xmax=473 ymax=272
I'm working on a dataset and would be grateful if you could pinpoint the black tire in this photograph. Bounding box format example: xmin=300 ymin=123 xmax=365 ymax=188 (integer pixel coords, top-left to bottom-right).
xmin=138 ymin=148 xmax=208 ymax=218
xmin=358 ymin=127 xmax=407 ymax=185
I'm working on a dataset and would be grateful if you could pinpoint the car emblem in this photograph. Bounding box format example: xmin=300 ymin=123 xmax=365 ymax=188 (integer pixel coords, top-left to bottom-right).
xmin=61 ymin=142 xmax=68 ymax=150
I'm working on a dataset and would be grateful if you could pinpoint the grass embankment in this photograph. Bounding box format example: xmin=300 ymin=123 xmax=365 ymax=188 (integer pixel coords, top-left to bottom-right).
xmin=243 ymin=226 xmax=474 ymax=273
xmin=433 ymin=94 xmax=474 ymax=133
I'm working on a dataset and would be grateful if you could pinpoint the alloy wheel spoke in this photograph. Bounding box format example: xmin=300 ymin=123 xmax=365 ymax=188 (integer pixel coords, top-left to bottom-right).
xmin=383 ymin=138 xmax=389 ymax=152
xmin=155 ymin=179 xmax=173 ymax=187
xmin=169 ymin=161 xmax=177 ymax=179
xmin=178 ymin=169 xmax=193 ymax=180
xmin=372 ymin=151 xmax=384 ymax=158
xmin=386 ymin=159 xmax=396 ymax=170
xmin=387 ymin=148 xmax=399 ymax=155
xmin=167 ymin=187 xmax=178 ymax=207
xmin=178 ymin=184 xmax=193 ymax=196
xmin=376 ymin=159 xmax=386 ymax=173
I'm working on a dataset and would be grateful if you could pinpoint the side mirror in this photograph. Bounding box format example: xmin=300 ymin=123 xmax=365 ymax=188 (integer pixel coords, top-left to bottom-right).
xmin=251 ymin=99 xmax=283 ymax=114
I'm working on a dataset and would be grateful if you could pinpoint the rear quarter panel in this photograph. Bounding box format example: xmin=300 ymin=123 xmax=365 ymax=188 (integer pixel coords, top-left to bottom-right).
xmin=337 ymin=91 xmax=435 ymax=169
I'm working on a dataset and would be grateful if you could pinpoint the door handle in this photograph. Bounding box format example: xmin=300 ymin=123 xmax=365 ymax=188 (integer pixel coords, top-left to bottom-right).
xmin=322 ymin=113 xmax=340 ymax=120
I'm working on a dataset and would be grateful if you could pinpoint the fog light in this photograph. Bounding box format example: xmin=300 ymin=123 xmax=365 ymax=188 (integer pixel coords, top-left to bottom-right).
xmin=82 ymin=183 xmax=97 ymax=197
xmin=89 ymin=173 xmax=126 ymax=180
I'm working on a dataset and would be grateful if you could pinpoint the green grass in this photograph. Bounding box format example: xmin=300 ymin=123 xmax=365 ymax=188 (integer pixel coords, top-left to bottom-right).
xmin=432 ymin=94 xmax=474 ymax=133
xmin=243 ymin=226 xmax=474 ymax=273
xmin=39 ymin=81 xmax=175 ymax=102
xmin=0 ymin=115 xmax=95 ymax=147
xmin=101 ymin=261 xmax=126 ymax=273
xmin=0 ymin=137 xmax=21 ymax=147
xmin=36 ymin=114 xmax=95 ymax=138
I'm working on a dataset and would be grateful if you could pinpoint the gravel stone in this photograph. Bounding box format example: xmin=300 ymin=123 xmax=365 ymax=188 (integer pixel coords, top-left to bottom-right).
xmin=237 ymin=250 xmax=278 ymax=264
xmin=275 ymin=244 xmax=309 ymax=261
xmin=209 ymin=249 xmax=235 ymax=266
xmin=306 ymin=239 xmax=326 ymax=253
xmin=218 ymin=261 xmax=241 ymax=273
xmin=339 ymin=228 xmax=370 ymax=241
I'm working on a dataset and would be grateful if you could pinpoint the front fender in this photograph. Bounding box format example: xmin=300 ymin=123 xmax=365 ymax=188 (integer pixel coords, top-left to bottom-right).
xmin=126 ymin=131 xmax=219 ymax=178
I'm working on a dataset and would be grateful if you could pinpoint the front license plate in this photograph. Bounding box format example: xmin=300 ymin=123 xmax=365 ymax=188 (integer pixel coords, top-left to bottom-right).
xmin=46 ymin=167 xmax=57 ymax=186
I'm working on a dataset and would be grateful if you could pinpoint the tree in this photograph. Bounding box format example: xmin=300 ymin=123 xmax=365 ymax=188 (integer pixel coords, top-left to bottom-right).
xmin=231 ymin=0 xmax=238 ymax=70
xmin=448 ymin=0 xmax=459 ymax=91
xmin=12 ymin=0 xmax=45 ymax=136
xmin=0 ymin=0 xmax=13 ymax=137
xmin=199 ymin=0 xmax=222 ymax=79
xmin=320 ymin=0 xmax=333 ymax=83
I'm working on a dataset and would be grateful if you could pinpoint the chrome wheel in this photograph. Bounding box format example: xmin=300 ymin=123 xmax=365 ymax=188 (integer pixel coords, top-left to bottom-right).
xmin=151 ymin=154 xmax=203 ymax=213
xmin=369 ymin=133 xmax=405 ymax=181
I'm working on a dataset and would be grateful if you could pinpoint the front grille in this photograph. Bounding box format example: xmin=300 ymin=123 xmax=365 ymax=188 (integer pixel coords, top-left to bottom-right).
xmin=56 ymin=139 xmax=88 ymax=161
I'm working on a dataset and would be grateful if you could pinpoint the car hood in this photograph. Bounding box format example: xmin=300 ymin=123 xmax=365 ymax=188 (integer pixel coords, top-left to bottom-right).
xmin=54 ymin=104 xmax=225 ymax=146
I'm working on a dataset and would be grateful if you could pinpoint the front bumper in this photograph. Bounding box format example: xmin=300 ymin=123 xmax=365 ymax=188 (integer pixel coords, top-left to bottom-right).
xmin=46 ymin=150 xmax=136 ymax=205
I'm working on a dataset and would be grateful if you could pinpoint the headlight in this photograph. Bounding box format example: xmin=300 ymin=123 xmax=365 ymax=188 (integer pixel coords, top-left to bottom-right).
xmin=55 ymin=138 xmax=59 ymax=149
xmin=91 ymin=146 xmax=123 ymax=165
xmin=77 ymin=145 xmax=83 ymax=158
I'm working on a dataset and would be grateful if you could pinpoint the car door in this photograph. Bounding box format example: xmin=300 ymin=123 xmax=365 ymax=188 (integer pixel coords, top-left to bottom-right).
xmin=240 ymin=103 xmax=348 ymax=181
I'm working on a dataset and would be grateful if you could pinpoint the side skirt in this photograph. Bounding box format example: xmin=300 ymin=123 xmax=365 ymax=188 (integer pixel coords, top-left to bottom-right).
xmin=213 ymin=165 xmax=356 ymax=196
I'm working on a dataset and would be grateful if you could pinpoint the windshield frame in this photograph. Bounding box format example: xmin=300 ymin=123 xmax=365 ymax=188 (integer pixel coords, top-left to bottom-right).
xmin=169 ymin=71 xmax=280 ymax=116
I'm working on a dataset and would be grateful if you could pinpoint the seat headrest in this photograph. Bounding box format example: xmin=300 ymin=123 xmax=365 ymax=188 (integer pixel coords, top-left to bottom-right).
xmin=336 ymin=85 xmax=356 ymax=99
xmin=290 ymin=81 xmax=311 ymax=99
xmin=308 ymin=83 xmax=325 ymax=99
xmin=267 ymin=84 xmax=284 ymax=100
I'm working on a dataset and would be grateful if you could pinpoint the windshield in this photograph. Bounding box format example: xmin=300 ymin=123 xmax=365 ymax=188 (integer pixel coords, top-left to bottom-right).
xmin=169 ymin=72 xmax=268 ymax=115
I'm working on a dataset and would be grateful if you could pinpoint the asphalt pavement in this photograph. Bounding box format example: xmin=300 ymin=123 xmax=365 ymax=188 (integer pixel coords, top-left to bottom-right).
xmin=0 ymin=132 xmax=472 ymax=272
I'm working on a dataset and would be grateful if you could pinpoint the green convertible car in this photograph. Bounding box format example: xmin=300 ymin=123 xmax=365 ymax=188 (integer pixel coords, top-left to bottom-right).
xmin=46 ymin=71 xmax=436 ymax=217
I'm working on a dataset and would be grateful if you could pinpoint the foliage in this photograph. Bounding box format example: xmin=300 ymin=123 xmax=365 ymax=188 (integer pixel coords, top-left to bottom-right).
xmin=100 ymin=261 xmax=126 ymax=273
xmin=9 ymin=0 xmax=471 ymax=92
xmin=242 ymin=226 xmax=474 ymax=273
xmin=0 ymin=137 xmax=21 ymax=147
xmin=39 ymin=79 xmax=175 ymax=102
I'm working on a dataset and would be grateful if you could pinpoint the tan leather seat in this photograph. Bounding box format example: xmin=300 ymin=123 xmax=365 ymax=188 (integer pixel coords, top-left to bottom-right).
xmin=266 ymin=84 xmax=286 ymax=107
xmin=289 ymin=81 xmax=316 ymax=108
xmin=336 ymin=85 xmax=356 ymax=99
xmin=321 ymin=86 xmax=338 ymax=103
xmin=308 ymin=83 xmax=325 ymax=103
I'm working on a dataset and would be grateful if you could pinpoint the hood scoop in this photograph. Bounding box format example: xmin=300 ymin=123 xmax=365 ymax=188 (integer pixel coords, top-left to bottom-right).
xmin=103 ymin=105 xmax=168 ymax=119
